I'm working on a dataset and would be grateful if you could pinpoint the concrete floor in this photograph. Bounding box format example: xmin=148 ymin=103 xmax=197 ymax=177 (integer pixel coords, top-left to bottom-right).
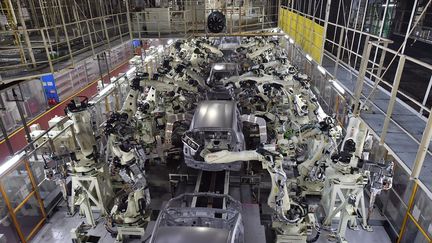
xmin=30 ymin=202 xmax=392 ymax=243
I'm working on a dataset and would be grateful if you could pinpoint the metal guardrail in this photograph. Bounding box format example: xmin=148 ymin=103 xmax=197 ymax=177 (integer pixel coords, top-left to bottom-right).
xmin=0 ymin=45 xmax=164 ymax=242
xmin=283 ymin=31 xmax=432 ymax=241
xmin=0 ymin=13 xmax=130 ymax=81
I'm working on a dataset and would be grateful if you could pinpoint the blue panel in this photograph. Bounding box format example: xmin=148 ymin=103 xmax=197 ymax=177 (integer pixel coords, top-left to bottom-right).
xmin=133 ymin=39 xmax=142 ymax=47
xmin=41 ymin=74 xmax=60 ymax=103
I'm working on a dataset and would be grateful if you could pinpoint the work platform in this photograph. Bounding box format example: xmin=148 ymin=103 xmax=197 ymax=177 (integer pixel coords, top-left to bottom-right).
xmin=323 ymin=53 xmax=432 ymax=192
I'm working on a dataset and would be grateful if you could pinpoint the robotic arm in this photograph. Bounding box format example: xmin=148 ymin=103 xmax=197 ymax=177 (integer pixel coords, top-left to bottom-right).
xmin=121 ymin=76 xmax=144 ymax=119
xmin=198 ymin=42 xmax=224 ymax=58
xmin=246 ymin=43 xmax=275 ymax=59
xmin=204 ymin=149 xmax=293 ymax=222
xmin=65 ymin=97 xmax=98 ymax=173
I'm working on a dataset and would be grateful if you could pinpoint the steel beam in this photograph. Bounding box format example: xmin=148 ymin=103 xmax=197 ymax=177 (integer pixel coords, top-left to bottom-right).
xmin=380 ymin=55 xmax=406 ymax=144
xmin=402 ymin=0 xmax=418 ymax=54
xmin=411 ymin=109 xmax=432 ymax=179
xmin=16 ymin=0 xmax=37 ymax=67
xmin=57 ymin=0 xmax=75 ymax=67
xmin=334 ymin=27 xmax=344 ymax=75
xmin=353 ymin=37 xmax=372 ymax=116
xmin=125 ymin=0 xmax=133 ymax=40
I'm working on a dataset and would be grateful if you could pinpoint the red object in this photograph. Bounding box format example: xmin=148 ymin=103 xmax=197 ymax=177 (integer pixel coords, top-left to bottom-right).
xmin=47 ymin=98 xmax=57 ymax=106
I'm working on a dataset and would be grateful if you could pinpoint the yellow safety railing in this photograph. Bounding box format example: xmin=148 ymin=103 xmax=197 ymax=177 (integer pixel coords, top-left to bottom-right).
xmin=397 ymin=180 xmax=431 ymax=243
xmin=278 ymin=6 xmax=325 ymax=63
xmin=0 ymin=155 xmax=47 ymax=242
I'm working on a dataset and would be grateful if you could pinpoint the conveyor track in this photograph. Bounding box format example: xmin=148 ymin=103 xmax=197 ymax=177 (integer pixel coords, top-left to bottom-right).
xmin=191 ymin=170 xmax=230 ymax=209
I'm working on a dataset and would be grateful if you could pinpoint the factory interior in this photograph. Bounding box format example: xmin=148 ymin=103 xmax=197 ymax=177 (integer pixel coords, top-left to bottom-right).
xmin=0 ymin=0 xmax=432 ymax=242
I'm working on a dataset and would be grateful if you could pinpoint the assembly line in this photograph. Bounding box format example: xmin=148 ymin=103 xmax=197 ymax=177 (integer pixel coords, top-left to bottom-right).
xmin=25 ymin=36 xmax=394 ymax=243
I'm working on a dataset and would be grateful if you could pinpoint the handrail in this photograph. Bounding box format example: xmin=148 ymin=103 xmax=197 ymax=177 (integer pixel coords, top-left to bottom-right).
xmin=369 ymin=41 xmax=432 ymax=70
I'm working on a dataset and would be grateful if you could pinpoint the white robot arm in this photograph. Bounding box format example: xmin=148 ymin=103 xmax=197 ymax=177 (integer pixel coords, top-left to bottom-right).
xmin=200 ymin=43 xmax=224 ymax=58
xmin=246 ymin=43 xmax=274 ymax=59
xmin=65 ymin=97 xmax=99 ymax=173
xmin=204 ymin=149 xmax=293 ymax=222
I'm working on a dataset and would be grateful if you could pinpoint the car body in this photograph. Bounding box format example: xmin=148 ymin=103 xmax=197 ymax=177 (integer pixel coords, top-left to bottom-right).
xmin=149 ymin=193 xmax=244 ymax=243
xmin=182 ymin=100 xmax=245 ymax=171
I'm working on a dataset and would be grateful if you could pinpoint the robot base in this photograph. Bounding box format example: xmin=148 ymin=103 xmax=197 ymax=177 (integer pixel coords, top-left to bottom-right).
xmin=71 ymin=166 xmax=114 ymax=219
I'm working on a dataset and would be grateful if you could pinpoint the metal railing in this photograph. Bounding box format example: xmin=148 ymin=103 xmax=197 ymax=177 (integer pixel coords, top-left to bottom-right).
xmin=393 ymin=9 xmax=432 ymax=44
xmin=0 ymin=47 xmax=163 ymax=242
xmin=130 ymin=5 xmax=278 ymax=38
xmin=0 ymin=40 xmax=134 ymax=163
xmin=282 ymin=31 xmax=432 ymax=242
xmin=0 ymin=13 xmax=131 ymax=82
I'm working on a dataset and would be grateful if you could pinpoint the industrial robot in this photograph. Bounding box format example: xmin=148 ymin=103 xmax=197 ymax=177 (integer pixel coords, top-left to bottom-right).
xmin=321 ymin=115 xmax=393 ymax=243
xmin=204 ymin=148 xmax=318 ymax=243
xmin=65 ymin=96 xmax=114 ymax=225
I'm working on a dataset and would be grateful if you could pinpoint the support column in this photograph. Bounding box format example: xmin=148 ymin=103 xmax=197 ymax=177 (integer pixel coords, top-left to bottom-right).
xmin=370 ymin=0 xmax=389 ymax=80
xmin=85 ymin=20 xmax=96 ymax=57
xmin=353 ymin=39 xmax=372 ymax=116
xmin=40 ymin=29 xmax=54 ymax=73
xmin=125 ymin=0 xmax=133 ymax=40
xmin=57 ymin=0 xmax=75 ymax=66
xmin=380 ymin=55 xmax=406 ymax=144
xmin=16 ymin=0 xmax=37 ymax=67
xmin=320 ymin=0 xmax=331 ymax=65
xmin=411 ymin=110 xmax=432 ymax=179
xmin=12 ymin=87 xmax=32 ymax=146
xmin=0 ymin=97 xmax=14 ymax=155
xmin=420 ymin=75 xmax=432 ymax=114
xmin=368 ymin=41 xmax=389 ymax=106
xmin=334 ymin=28 xmax=345 ymax=75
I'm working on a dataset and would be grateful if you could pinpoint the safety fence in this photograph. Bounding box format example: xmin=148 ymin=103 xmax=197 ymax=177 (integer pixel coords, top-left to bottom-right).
xmin=0 ymin=13 xmax=130 ymax=82
xmin=279 ymin=6 xmax=325 ymax=63
xmin=283 ymin=33 xmax=432 ymax=242
xmin=0 ymin=47 xmax=165 ymax=242
xmin=0 ymin=41 xmax=134 ymax=157
xmin=0 ymin=82 xmax=121 ymax=243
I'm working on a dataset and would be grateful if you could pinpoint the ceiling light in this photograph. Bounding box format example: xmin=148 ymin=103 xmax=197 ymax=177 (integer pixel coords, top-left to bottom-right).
xmin=317 ymin=65 xmax=326 ymax=75
xmin=0 ymin=151 xmax=25 ymax=177
xmin=329 ymin=80 xmax=345 ymax=94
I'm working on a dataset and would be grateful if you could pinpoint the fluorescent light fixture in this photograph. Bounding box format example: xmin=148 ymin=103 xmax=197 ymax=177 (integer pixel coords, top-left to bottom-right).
xmin=329 ymin=80 xmax=345 ymax=94
xmin=98 ymin=82 xmax=115 ymax=97
xmin=382 ymin=3 xmax=396 ymax=7
xmin=213 ymin=64 xmax=224 ymax=70
xmin=317 ymin=65 xmax=326 ymax=75
xmin=289 ymin=38 xmax=294 ymax=44
xmin=167 ymin=39 xmax=174 ymax=45
xmin=0 ymin=151 xmax=25 ymax=177
xmin=126 ymin=66 xmax=137 ymax=76
xmin=306 ymin=54 xmax=313 ymax=61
